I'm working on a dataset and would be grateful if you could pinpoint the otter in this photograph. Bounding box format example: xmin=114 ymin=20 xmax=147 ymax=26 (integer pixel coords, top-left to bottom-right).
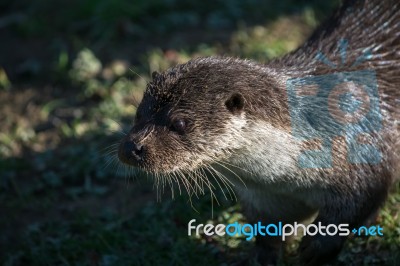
xmin=118 ymin=0 xmax=399 ymax=265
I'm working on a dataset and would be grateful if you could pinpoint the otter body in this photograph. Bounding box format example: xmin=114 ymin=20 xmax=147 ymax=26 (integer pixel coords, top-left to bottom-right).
xmin=118 ymin=0 xmax=399 ymax=265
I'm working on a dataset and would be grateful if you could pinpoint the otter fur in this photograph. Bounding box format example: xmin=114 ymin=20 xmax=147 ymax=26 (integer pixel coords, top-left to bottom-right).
xmin=118 ymin=0 xmax=399 ymax=265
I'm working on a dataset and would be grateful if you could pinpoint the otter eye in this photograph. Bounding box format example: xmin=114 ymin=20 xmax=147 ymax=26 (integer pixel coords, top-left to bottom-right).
xmin=170 ymin=119 xmax=186 ymax=134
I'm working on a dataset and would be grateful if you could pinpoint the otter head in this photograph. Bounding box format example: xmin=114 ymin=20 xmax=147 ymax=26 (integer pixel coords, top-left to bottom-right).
xmin=117 ymin=57 xmax=256 ymax=174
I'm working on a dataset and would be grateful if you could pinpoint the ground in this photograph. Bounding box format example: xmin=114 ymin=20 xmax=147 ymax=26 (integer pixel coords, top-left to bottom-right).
xmin=0 ymin=0 xmax=399 ymax=265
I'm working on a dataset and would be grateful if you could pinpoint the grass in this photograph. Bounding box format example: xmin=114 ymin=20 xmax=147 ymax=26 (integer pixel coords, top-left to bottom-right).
xmin=1 ymin=0 xmax=399 ymax=265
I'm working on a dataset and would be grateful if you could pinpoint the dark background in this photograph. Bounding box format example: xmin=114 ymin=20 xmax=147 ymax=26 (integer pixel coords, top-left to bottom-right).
xmin=1 ymin=0 xmax=399 ymax=265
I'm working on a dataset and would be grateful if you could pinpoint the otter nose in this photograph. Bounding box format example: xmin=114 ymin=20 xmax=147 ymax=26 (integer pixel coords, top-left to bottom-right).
xmin=119 ymin=140 xmax=144 ymax=164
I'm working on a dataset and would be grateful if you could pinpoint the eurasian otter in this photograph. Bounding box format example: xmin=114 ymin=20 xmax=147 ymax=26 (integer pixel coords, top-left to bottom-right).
xmin=118 ymin=0 xmax=399 ymax=265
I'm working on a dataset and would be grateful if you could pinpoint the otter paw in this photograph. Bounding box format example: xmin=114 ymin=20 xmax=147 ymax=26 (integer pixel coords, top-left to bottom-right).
xmin=299 ymin=235 xmax=344 ymax=266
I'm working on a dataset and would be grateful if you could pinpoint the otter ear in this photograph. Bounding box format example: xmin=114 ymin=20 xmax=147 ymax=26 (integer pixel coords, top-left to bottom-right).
xmin=152 ymin=71 xmax=159 ymax=79
xmin=225 ymin=93 xmax=245 ymax=114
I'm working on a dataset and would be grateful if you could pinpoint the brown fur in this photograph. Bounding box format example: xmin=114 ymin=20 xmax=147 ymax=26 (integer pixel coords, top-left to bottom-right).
xmin=118 ymin=0 xmax=399 ymax=265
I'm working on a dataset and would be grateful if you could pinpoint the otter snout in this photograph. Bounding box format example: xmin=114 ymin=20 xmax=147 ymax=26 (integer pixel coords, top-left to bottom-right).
xmin=118 ymin=139 xmax=144 ymax=166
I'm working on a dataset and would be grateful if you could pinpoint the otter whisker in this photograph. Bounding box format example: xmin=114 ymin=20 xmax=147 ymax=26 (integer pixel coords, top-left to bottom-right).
xmin=165 ymin=173 xmax=175 ymax=199
xmin=153 ymin=172 xmax=160 ymax=201
xmin=178 ymin=170 xmax=199 ymax=206
xmin=103 ymin=151 xmax=118 ymax=162
xmin=216 ymin=159 xmax=251 ymax=174
xmin=204 ymin=162 xmax=235 ymax=196
xmin=188 ymin=169 xmax=205 ymax=196
xmin=103 ymin=153 xmax=118 ymax=171
xmin=199 ymin=168 xmax=217 ymax=192
xmin=101 ymin=144 xmax=119 ymax=156
xmin=176 ymin=169 xmax=193 ymax=198
xmin=109 ymin=118 xmax=128 ymax=135
xmin=171 ymin=171 xmax=182 ymax=196
xmin=214 ymin=160 xmax=248 ymax=189
xmin=196 ymin=167 xmax=221 ymax=215
xmin=193 ymin=169 xmax=207 ymax=195
xmin=188 ymin=170 xmax=204 ymax=199
xmin=106 ymin=127 xmax=127 ymax=137
xmin=115 ymin=162 xmax=123 ymax=178
xmin=161 ymin=171 xmax=167 ymax=196
xmin=102 ymin=142 xmax=120 ymax=150
xmin=125 ymin=165 xmax=132 ymax=187
xmin=187 ymin=194 xmax=200 ymax=214
xmin=189 ymin=170 xmax=199 ymax=195
xmin=123 ymin=164 xmax=130 ymax=185
xmin=210 ymin=161 xmax=238 ymax=187
xmin=128 ymin=67 xmax=146 ymax=82
xmin=203 ymin=164 xmax=230 ymax=201
xmin=157 ymin=173 xmax=164 ymax=202
xmin=103 ymin=155 xmax=119 ymax=169
xmin=128 ymin=165 xmax=137 ymax=185
xmin=207 ymin=164 xmax=237 ymax=201
xmin=196 ymin=169 xmax=206 ymax=194
xmin=189 ymin=168 xmax=216 ymax=199
xmin=183 ymin=170 xmax=201 ymax=199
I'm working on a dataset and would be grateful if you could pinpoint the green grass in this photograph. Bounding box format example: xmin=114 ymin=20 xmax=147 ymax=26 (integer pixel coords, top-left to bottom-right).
xmin=3 ymin=197 xmax=227 ymax=266
xmin=1 ymin=0 xmax=399 ymax=265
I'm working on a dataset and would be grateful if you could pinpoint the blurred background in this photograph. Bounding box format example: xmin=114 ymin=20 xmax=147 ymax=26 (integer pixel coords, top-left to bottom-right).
xmin=1 ymin=0 xmax=399 ymax=265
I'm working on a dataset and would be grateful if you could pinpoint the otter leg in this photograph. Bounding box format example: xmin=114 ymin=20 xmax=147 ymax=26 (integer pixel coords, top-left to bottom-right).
xmin=298 ymin=178 xmax=390 ymax=266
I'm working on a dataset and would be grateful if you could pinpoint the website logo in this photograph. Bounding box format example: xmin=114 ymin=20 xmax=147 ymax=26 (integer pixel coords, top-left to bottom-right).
xmin=188 ymin=219 xmax=383 ymax=241
xmin=286 ymin=39 xmax=382 ymax=168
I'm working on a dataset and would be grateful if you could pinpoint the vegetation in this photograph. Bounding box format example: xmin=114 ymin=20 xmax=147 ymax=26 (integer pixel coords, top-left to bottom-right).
xmin=1 ymin=0 xmax=398 ymax=265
